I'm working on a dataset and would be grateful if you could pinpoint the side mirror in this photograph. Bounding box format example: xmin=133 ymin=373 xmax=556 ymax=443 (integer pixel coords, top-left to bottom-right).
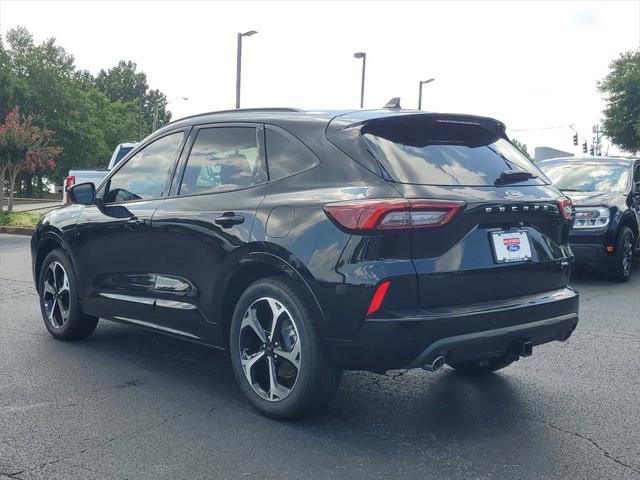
xmin=69 ymin=182 xmax=95 ymax=205
xmin=634 ymin=181 xmax=640 ymax=196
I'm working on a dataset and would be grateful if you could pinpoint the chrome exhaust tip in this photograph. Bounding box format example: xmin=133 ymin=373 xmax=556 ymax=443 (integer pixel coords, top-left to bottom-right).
xmin=423 ymin=356 xmax=446 ymax=373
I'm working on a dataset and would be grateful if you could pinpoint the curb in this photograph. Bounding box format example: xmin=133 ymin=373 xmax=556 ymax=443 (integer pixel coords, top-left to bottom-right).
xmin=0 ymin=226 xmax=35 ymax=236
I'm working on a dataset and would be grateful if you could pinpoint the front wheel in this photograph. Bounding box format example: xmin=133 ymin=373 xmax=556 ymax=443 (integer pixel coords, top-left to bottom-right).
xmin=610 ymin=227 xmax=634 ymax=282
xmin=38 ymin=249 xmax=99 ymax=340
xmin=229 ymin=277 xmax=341 ymax=419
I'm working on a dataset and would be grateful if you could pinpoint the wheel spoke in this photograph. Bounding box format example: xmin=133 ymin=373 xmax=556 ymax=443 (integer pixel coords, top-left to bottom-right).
xmin=59 ymin=271 xmax=70 ymax=294
xmin=241 ymin=308 xmax=266 ymax=343
xmin=47 ymin=298 xmax=58 ymax=325
xmin=274 ymin=340 xmax=301 ymax=370
xmin=266 ymin=298 xmax=284 ymax=339
xmin=267 ymin=357 xmax=291 ymax=400
xmin=240 ymin=351 xmax=265 ymax=384
xmin=43 ymin=279 xmax=56 ymax=296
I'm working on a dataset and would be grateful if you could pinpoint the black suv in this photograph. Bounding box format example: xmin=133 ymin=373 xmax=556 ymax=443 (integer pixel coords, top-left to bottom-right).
xmin=538 ymin=156 xmax=640 ymax=281
xmin=32 ymin=108 xmax=579 ymax=418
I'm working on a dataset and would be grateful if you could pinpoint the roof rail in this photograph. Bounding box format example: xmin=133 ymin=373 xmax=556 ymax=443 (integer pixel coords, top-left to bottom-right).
xmin=167 ymin=107 xmax=302 ymax=126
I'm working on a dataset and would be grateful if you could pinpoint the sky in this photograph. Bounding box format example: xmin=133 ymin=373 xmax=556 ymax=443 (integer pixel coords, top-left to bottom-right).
xmin=1 ymin=0 xmax=639 ymax=157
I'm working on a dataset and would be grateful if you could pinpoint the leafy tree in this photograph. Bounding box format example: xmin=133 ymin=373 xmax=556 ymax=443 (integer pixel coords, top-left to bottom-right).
xmin=511 ymin=138 xmax=533 ymax=161
xmin=0 ymin=27 xmax=174 ymax=189
xmin=0 ymin=107 xmax=60 ymax=211
xmin=599 ymin=49 xmax=640 ymax=154
xmin=96 ymin=60 xmax=171 ymax=134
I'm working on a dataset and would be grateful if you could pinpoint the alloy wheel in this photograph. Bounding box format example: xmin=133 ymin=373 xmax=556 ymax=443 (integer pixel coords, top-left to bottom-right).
xmin=43 ymin=261 xmax=71 ymax=329
xmin=238 ymin=297 xmax=301 ymax=402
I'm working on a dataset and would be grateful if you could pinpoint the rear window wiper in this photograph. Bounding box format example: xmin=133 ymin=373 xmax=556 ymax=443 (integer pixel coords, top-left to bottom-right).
xmin=494 ymin=170 xmax=538 ymax=185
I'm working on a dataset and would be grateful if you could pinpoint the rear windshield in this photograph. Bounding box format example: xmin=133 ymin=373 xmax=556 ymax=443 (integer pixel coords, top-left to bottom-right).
xmin=361 ymin=117 xmax=546 ymax=186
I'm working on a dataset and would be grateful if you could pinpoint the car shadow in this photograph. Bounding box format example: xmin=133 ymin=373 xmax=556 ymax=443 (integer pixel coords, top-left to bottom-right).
xmin=78 ymin=320 xmax=551 ymax=456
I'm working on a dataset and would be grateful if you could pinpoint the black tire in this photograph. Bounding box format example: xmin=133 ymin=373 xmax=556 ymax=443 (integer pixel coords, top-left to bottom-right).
xmin=448 ymin=357 xmax=514 ymax=375
xmin=38 ymin=249 xmax=99 ymax=340
xmin=229 ymin=276 xmax=341 ymax=419
xmin=610 ymin=227 xmax=634 ymax=283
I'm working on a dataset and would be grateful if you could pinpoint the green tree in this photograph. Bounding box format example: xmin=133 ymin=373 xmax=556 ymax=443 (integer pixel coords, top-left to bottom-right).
xmin=0 ymin=27 xmax=173 ymax=187
xmin=511 ymin=138 xmax=533 ymax=161
xmin=599 ymin=49 xmax=640 ymax=154
xmin=0 ymin=107 xmax=60 ymax=211
xmin=96 ymin=60 xmax=171 ymax=135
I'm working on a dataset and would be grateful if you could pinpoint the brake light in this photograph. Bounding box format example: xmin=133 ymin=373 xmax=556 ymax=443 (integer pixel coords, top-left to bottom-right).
xmin=557 ymin=196 xmax=573 ymax=220
xmin=64 ymin=176 xmax=75 ymax=204
xmin=366 ymin=280 xmax=391 ymax=316
xmin=323 ymin=199 xmax=465 ymax=232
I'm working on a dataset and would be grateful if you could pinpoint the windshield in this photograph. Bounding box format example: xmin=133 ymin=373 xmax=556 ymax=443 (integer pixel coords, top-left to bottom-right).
xmin=539 ymin=162 xmax=629 ymax=193
xmin=361 ymin=116 xmax=546 ymax=186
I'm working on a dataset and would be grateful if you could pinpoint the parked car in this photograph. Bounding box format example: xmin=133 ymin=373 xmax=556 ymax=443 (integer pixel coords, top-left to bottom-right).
xmin=62 ymin=142 xmax=138 ymax=203
xmin=32 ymin=108 xmax=579 ymax=418
xmin=538 ymin=156 xmax=640 ymax=281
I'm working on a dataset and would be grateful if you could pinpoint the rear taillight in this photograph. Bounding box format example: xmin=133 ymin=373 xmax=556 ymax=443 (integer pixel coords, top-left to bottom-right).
xmin=323 ymin=199 xmax=465 ymax=232
xmin=557 ymin=196 xmax=573 ymax=220
xmin=64 ymin=176 xmax=75 ymax=204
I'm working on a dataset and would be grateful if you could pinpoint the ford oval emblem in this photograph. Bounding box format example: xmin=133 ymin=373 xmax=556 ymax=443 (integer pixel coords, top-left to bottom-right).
xmin=505 ymin=190 xmax=524 ymax=198
xmin=506 ymin=244 xmax=520 ymax=252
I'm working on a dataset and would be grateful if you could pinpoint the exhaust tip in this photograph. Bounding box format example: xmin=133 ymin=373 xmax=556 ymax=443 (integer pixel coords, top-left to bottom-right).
xmin=423 ymin=355 xmax=446 ymax=373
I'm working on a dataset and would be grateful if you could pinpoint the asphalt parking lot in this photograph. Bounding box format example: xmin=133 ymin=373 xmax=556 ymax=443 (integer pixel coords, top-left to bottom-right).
xmin=1 ymin=233 xmax=639 ymax=480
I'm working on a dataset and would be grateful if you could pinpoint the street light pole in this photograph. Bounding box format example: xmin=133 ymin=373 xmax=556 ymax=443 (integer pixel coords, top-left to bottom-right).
xmin=354 ymin=52 xmax=366 ymax=108
xmin=235 ymin=30 xmax=258 ymax=109
xmin=418 ymin=78 xmax=435 ymax=110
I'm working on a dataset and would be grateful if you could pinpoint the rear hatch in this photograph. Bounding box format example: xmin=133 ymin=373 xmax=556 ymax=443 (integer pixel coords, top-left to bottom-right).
xmin=329 ymin=113 xmax=573 ymax=309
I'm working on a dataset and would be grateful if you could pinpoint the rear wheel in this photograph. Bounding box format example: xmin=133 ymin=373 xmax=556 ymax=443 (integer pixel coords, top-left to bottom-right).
xmin=229 ymin=277 xmax=341 ymax=419
xmin=610 ymin=227 xmax=634 ymax=282
xmin=448 ymin=357 xmax=514 ymax=375
xmin=38 ymin=249 xmax=99 ymax=340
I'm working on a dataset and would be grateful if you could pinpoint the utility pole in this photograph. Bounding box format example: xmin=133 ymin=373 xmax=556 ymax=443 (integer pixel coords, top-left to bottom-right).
xmin=592 ymin=125 xmax=603 ymax=156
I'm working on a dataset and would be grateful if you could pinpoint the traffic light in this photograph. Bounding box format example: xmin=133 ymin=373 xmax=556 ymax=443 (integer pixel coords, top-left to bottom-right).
xmin=572 ymin=134 xmax=578 ymax=146
xmin=589 ymin=146 xmax=594 ymax=156
xmin=582 ymin=141 xmax=588 ymax=153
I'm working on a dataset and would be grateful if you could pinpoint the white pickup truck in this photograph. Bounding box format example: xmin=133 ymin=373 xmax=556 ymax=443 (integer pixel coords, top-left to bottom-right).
xmin=63 ymin=142 xmax=137 ymax=203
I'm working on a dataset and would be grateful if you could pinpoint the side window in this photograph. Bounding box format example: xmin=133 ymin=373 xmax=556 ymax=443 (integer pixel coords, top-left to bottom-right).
xmin=265 ymin=127 xmax=319 ymax=181
xmin=104 ymin=132 xmax=183 ymax=203
xmin=179 ymin=127 xmax=264 ymax=195
xmin=634 ymin=165 xmax=640 ymax=183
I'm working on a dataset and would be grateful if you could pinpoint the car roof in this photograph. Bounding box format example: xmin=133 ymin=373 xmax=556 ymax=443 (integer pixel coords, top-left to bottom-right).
xmin=164 ymin=108 xmax=355 ymax=129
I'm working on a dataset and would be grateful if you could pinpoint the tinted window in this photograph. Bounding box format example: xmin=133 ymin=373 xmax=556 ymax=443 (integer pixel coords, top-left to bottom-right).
xmin=104 ymin=132 xmax=183 ymax=203
xmin=112 ymin=146 xmax=134 ymax=166
xmin=265 ymin=127 xmax=318 ymax=181
xmin=540 ymin=161 xmax=630 ymax=193
xmin=179 ymin=127 xmax=264 ymax=195
xmin=362 ymin=117 xmax=545 ymax=186
xmin=634 ymin=165 xmax=640 ymax=183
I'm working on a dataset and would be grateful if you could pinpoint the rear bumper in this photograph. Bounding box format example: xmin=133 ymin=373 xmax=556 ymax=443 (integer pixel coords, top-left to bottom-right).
xmin=324 ymin=287 xmax=579 ymax=372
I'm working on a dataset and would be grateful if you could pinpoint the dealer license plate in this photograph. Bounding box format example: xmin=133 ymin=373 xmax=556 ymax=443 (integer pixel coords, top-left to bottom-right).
xmin=490 ymin=230 xmax=532 ymax=263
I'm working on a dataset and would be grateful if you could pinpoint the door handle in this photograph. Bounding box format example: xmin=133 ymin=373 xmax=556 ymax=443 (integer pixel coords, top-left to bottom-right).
xmin=125 ymin=217 xmax=146 ymax=230
xmin=214 ymin=212 xmax=245 ymax=228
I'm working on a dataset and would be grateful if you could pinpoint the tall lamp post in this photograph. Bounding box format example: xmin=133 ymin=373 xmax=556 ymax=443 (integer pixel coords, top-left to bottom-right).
xmin=353 ymin=52 xmax=366 ymax=108
xmin=418 ymin=78 xmax=435 ymax=110
xmin=236 ymin=30 xmax=258 ymax=109
xmin=153 ymin=96 xmax=189 ymax=131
